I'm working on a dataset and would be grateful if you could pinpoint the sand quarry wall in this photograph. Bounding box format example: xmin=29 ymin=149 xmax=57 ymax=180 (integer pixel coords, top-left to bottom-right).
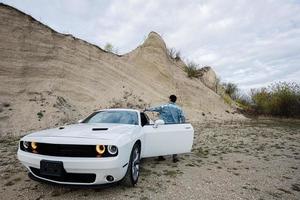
xmin=0 ymin=4 xmax=244 ymax=136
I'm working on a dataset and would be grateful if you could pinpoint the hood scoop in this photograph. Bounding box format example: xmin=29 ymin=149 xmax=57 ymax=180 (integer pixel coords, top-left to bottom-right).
xmin=92 ymin=128 xmax=108 ymax=131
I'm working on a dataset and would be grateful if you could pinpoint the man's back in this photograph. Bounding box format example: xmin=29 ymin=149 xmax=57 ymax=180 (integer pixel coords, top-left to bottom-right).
xmin=147 ymin=103 xmax=185 ymax=124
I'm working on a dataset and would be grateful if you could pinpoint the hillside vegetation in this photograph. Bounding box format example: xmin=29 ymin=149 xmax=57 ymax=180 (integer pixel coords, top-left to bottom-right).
xmin=223 ymin=82 xmax=300 ymax=118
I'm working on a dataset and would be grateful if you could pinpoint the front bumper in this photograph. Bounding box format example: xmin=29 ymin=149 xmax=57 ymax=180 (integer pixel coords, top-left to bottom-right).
xmin=17 ymin=150 xmax=128 ymax=185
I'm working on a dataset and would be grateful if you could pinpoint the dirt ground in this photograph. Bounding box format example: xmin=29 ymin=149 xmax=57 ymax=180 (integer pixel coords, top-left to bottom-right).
xmin=0 ymin=119 xmax=299 ymax=200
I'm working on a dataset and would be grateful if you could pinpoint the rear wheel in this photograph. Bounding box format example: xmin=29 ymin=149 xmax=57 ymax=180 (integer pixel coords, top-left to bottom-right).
xmin=122 ymin=143 xmax=140 ymax=187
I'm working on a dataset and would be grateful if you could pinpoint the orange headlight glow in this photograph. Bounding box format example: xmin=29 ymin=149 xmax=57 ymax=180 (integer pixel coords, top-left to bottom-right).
xmin=96 ymin=145 xmax=105 ymax=154
xmin=31 ymin=142 xmax=38 ymax=150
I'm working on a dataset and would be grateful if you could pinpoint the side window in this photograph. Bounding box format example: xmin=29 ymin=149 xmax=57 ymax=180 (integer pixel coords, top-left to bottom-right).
xmin=140 ymin=112 xmax=149 ymax=126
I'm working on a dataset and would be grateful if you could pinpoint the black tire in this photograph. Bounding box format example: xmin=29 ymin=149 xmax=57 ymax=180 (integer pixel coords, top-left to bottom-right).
xmin=121 ymin=142 xmax=141 ymax=187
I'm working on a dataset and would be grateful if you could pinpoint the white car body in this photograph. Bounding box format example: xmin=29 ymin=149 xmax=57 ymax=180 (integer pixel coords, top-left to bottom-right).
xmin=17 ymin=108 xmax=194 ymax=185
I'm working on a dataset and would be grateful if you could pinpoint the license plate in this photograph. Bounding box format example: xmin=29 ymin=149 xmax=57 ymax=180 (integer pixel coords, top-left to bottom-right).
xmin=40 ymin=160 xmax=64 ymax=177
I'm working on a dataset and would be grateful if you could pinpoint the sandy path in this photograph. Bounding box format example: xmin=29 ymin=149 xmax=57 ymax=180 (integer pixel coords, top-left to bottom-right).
xmin=1 ymin=119 xmax=299 ymax=200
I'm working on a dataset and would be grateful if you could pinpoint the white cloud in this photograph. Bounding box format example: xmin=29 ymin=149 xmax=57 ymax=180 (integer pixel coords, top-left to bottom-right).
xmin=1 ymin=0 xmax=300 ymax=91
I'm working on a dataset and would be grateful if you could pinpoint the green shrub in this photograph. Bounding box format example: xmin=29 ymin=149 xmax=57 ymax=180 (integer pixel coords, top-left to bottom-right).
xmin=104 ymin=43 xmax=113 ymax=52
xmin=175 ymin=51 xmax=181 ymax=61
xmin=251 ymin=82 xmax=300 ymax=117
xmin=183 ymin=62 xmax=201 ymax=78
xmin=222 ymin=82 xmax=238 ymax=100
xmin=251 ymin=87 xmax=271 ymax=114
xmin=167 ymin=48 xmax=181 ymax=61
xmin=218 ymin=81 xmax=299 ymax=118
xmin=104 ymin=43 xmax=118 ymax=54
xmin=236 ymin=94 xmax=251 ymax=108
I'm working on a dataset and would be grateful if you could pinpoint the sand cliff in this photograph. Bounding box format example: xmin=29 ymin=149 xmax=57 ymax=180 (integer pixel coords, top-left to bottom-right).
xmin=0 ymin=4 xmax=244 ymax=136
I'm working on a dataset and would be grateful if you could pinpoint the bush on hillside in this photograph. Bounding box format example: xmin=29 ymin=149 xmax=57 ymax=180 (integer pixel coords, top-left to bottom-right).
xmin=104 ymin=43 xmax=118 ymax=54
xmin=220 ymin=83 xmax=250 ymax=108
xmin=167 ymin=48 xmax=181 ymax=61
xmin=183 ymin=62 xmax=201 ymax=78
xmin=222 ymin=82 xmax=238 ymax=100
xmin=175 ymin=51 xmax=181 ymax=61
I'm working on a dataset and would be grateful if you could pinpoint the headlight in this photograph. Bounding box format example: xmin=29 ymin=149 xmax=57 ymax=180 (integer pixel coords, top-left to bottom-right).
xmin=23 ymin=141 xmax=30 ymax=149
xmin=31 ymin=142 xmax=38 ymax=150
xmin=96 ymin=145 xmax=105 ymax=155
xmin=107 ymin=145 xmax=118 ymax=155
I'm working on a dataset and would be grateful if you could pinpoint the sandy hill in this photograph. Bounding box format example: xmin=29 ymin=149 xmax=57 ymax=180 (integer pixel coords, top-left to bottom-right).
xmin=0 ymin=4 xmax=244 ymax=136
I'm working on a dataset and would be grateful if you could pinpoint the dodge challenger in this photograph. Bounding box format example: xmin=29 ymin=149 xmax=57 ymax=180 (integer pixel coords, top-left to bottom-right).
xmin=17 ymin=108 xmax=194 ymax=186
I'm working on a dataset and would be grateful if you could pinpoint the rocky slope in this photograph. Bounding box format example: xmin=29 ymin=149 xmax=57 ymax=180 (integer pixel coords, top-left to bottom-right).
xmin=0 ymin=3 xmax=244 ymax=136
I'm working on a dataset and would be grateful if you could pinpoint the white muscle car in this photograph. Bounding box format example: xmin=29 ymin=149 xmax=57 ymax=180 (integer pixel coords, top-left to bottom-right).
xmin=17 ymin=109 xmax=194 ymax=186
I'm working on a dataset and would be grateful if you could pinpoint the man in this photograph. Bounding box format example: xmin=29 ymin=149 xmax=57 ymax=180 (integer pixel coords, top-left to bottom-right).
xmin=145 ymin=94 xmax=185 ymax=163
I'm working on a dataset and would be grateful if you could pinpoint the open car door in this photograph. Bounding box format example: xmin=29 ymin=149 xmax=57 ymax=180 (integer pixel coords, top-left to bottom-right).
xmin=141 ymin=121 xmax=194 ymax=158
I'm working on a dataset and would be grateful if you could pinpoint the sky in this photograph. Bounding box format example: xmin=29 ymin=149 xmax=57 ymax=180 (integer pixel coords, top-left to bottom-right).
xmin=1 ymin=0 xmax=300 ymax=91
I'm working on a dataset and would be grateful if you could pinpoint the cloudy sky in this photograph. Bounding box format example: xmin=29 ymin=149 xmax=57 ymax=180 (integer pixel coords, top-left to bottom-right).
xmin=2 ymin=0 xmax=300 ymax=91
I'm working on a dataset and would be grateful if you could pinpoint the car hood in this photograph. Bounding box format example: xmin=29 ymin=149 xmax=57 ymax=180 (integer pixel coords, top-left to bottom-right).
xmin=24 ymin=123 xmax=137 ymax=141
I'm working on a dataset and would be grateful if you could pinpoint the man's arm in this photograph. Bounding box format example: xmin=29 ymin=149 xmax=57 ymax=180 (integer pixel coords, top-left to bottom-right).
xmin=145 ymin=105 xmax=162 ymax=112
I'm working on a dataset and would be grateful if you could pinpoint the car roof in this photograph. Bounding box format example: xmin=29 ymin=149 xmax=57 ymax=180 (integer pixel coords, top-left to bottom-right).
xmin=96 ymin=108 xmax=140 ymax=112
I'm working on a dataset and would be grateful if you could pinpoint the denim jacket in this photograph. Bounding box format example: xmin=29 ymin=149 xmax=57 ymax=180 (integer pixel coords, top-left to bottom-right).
xmin=147 ymin=103 xmax=185 ymax=123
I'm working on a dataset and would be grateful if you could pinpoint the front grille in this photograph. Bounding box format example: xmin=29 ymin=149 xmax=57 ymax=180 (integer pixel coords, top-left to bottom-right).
xmin=20 ymin=141 xmax=117 ymax=157
xmin=30 ymin=167 xmax=96 ymax=183
xmin=35 ymin=143 xmax=98 ymax=157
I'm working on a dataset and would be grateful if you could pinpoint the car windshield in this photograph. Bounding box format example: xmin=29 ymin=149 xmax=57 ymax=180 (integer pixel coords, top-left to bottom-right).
xmin=82 ymin=110 xmax=139 ymax=125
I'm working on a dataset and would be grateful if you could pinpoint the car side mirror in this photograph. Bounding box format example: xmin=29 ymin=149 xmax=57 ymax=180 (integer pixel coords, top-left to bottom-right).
xmin=153 ymin=119 xmax=165 ymax=128
xmin=78 ymin=119 xmax=83 ymax=123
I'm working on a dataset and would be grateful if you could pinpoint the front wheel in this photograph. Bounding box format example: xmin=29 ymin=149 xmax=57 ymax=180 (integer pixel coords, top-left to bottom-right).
xmin=122 ymin=143 xmax=140 ymax=187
